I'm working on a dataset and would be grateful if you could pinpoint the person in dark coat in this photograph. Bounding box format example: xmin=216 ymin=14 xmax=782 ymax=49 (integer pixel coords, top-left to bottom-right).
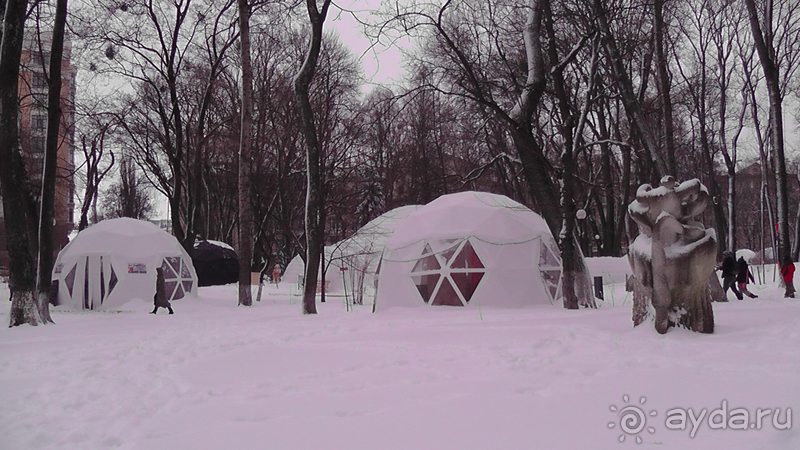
xmin=719 ymin=252 xmax=742 ymax=300
xmin=736 ymin=256 xmax=757 ymax=298
xmin=150 ymin=267 xmax=174 ymax=314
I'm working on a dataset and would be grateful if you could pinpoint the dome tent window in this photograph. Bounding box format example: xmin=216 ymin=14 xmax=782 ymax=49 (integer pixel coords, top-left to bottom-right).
xmin=538 ymin=240 xmax=562 ymax=303
xmin=161 ymin=256 xmax=194 ymax=301
xmin=409 ymin=238 xmax=487 ymax=307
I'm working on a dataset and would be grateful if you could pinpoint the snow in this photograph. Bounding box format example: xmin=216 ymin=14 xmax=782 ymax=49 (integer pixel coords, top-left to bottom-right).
xmin=737 ymin=249 xmax=757 ymax=263
xmin=584 ymin=256 xmax=631 ymax=285
xmin=386 ymin=191 xmax=552 ymax=248
xmin=199 ymin=240 xmax=235 ymax=251
xmin=1 ymin=273 xmax=799 ymax=450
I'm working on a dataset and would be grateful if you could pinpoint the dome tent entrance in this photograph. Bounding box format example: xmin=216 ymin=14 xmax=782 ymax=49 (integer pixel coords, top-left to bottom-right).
xmin=51 ymin=218 xmax=198 ymax=310
xmin=374 ymin=192 xmax=562 ymax=310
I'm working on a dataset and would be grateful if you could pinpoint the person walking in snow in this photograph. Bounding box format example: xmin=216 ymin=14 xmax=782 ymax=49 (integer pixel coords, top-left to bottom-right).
xmin=736 ymin=256 xmax=757 ymax=298
xmin=150 ymin=267 xmax=174 ymax=314
xmin=719 ymin=252 xmax=742 ymax=300
xmin=780 ymin=256 xmax=796 ymax=298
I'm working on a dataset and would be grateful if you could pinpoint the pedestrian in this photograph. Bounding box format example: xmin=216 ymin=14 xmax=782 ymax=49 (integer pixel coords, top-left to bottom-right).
xmin=719 ymin=252 xmax=742 ymax=300
xmin=780 ymin=256 xmax=796 ymax=299
xmin=272 ymin=264 xmax=281 ymax=285
xmin=150 ymin=267 xmax=174 ymax=314
xmin=736 ymin=256 xmax=757 ymax=298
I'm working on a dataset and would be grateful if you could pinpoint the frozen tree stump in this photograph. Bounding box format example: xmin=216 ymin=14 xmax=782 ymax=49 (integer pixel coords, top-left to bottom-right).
xmin=627 ymin=176 xmax=717 ymax=334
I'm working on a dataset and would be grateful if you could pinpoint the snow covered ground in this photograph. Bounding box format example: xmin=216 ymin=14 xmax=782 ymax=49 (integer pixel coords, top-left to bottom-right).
xmin=1 ymin=275 xmax=798 ymax=450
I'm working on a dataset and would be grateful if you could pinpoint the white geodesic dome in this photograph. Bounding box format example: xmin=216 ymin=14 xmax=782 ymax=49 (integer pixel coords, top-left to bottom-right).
xmin=374 ymin=191 xmax=562 ymax=310
xmin=51 ymin=218 xmax=198 ymax=310
xmin=283 ymin=205 xmax=422 ymax=298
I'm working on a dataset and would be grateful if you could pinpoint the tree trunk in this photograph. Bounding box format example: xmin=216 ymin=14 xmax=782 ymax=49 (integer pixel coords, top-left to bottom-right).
xmin=744 ymin=0 xmax=791 ymax=267
xmin=793 ymin=171 xmax=800 ymax=262
xmin=726 ymin=169 xmax=736 ymax=253
xmin=294 ymin=0 xmax=332 ymax=315
xmin=653 ymin=0 xmax=676 ymax=175
xmin=36 ymin=0 xmax=69 ymax=324
xmin=2 ymin=0 xmax=41 ymax=327
xmin=544 ymin=1 xmax=596 ymax=308
xmin=237 ymin=0 xmax=253 ymax=306
xmin=595 ymin=0 xmax=669 ymax=178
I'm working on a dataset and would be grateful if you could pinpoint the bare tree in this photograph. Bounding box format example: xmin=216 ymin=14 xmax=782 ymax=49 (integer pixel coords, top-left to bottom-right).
xmin=594 ymin=0 xmax=669 ymax=179
xmin=294 ymin=0 xmax=332 ymax=315
xmin=101 ymin=155 xmax=154 ymax=220
xmin=744 ymin=0 xmax=793 ymax=266
xmin=237 ymin=0 xmax=254 ymax=306
xmin=35 ymin=0 xmax=69 ymax=325
xmin=74 ymin=0 xmax=238 ymax=252
xmin=2 ymin=0 xmax=43 ymax=327
xmin=378 ymin=0 xmax=594 ymax=309
xmin=76 ymin=114 xmax=115 ymax=231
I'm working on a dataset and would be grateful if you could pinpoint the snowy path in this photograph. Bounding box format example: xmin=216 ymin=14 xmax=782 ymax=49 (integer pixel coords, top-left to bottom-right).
xmin=1 ymin=282 xmax=798 ymax=449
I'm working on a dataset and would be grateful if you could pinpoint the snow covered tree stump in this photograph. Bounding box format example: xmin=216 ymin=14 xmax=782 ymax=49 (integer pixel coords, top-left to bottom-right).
xmin=627 ymin=177 xmax=717 ymax=334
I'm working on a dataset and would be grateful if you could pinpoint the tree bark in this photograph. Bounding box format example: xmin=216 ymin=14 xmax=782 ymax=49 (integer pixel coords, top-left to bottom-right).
xmin=595 ymin=0 xmax=669 ymax=178
xmin=36 ymin=0 xmax=69 ymax=324
xmin=2 ymin=0 xmax=41 ymax=327
xmin=237 ymin=0 xmax=253 ymax=306
xmin=653 ymin=0 xmax=676 ymax=175
xmin=744 ymin=0 xmax=791 ymax=267
xmin=294 ymin=0 xmax=332 ymax=315
xmin=544 ymin=0 xmax=596 ymax=308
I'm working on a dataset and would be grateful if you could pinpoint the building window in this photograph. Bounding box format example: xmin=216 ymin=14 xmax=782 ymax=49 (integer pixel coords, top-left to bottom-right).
xmin=32 ymin=72 xmax=48 ymax=90
xmin=31 ymin=51 xmax=51 ymax=68
xmin=31 ymin=93 xmax=48 ymax=108
xmin=31 ymin=113 xmax=47 ymax=132
xmin=31 ymin=136 xmax=46 ymax=155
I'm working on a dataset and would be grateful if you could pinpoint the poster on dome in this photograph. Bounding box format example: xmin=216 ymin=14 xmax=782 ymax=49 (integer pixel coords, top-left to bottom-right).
xmin=128 ymin=263 xmax=147 ymax=274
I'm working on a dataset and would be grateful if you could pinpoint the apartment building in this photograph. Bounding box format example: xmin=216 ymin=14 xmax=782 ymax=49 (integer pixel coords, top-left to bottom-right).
xmin=0 ymin=33 xmax=76 ymax=271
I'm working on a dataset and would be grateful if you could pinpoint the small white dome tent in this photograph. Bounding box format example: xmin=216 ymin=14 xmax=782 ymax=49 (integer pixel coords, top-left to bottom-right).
xmin=283 ymin=205 xmax=422 ymax=297
xmin=374 ymin=191 xmax=562 ymax=310
xmin=51 ymin=218 xmax=198 ymax=310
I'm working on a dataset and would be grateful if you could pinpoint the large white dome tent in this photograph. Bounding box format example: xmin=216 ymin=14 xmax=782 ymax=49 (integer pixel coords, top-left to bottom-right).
xmin=374 ymin=191 xmax=562 ymax=310
xmin=51 ymin=218 xmax=198 ymax=310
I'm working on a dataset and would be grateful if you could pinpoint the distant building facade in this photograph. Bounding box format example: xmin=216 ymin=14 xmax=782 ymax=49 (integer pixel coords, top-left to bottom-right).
xmin=0 ymin=33 xmax=76 ymax=270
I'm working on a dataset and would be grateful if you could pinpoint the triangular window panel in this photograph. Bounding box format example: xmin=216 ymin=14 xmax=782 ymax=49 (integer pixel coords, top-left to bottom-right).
xmin=180 ymin=259 xmax=191 ymax=278
xmin=172 ymin=283 xmax=186 ymax=300
xmin=451 ymin=272 xmax=484 ymax=303
xmin=450 ymin=240 xmax=484 ymax=269
xmin=412 ymin=273 xmax=440 ymax=303
xmin=539 ymin=241 xmax=561 ymax=267
xmin=546 ymin=281 xmax=559 ymax=301
xmin=99 ymin=257 xmax=106 ymax=305
xmin=431 ymin=278 xmax=464 ymax=306
xmin=165 ymin=280 xmax=178 ymax=300
xmin=65 ymin=264 xmax=77 ymax=298
xmin=540 ymin=269 xmax=561 ymax=286
xmin=540 ymin=269 xmax=561 ymax=301
xmin=412 ymin=243 xmax=441 ymax=272
xmin=440 ymin=240 xmax=462 ymax=264
xmin=84 ymin=258 xmax=91 ymax=310
xmin=166 ymin=257 xmax=181 ymax=278
xmin=182 ymin=280 xmax=193 ymax=295
xmin=161 ymin=260 xmax=175 ymax=279
xmin=108 ymin=265 xmax=118 ymax=296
